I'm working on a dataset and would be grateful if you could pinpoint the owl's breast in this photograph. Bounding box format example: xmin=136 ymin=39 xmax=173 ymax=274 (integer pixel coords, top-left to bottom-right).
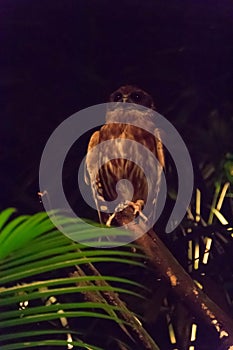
xmin=97 ymin=123 xmax=157 ymax=203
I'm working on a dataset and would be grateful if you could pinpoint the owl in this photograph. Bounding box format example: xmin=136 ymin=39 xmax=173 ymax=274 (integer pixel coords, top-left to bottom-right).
xmin=85 ymin=85 xmax=165 ymax=227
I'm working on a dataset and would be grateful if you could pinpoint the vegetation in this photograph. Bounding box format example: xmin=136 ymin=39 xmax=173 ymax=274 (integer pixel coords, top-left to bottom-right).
xmin=1 ymin=166 xmax=233 ymax=350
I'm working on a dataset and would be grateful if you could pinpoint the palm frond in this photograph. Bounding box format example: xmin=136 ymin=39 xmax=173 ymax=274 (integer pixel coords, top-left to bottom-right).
xmin=0 ymin=209 xmax=160 ymax=350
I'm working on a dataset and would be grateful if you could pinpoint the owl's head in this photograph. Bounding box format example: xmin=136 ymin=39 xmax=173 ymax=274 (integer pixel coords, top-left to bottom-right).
xmin=109 ymin=85 xmax=155 ymax=110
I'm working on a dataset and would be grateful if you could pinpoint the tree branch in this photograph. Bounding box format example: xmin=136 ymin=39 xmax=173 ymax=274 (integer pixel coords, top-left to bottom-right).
xmin=114 ymin=207 xmax=233 ymax=350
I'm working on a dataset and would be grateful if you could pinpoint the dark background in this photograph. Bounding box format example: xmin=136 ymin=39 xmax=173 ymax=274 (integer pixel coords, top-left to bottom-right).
xmin=1 ymin=0 xmax=233 ymax=215
xmin=0 ymin=2 xmax=233 ymax=349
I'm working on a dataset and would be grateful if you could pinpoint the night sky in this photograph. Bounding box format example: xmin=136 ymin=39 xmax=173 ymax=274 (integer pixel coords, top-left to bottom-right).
xmin=1 ymin=0 xmax=233 ymax=215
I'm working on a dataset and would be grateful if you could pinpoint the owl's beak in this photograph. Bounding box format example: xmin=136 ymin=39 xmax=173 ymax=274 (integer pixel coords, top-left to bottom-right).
xmin=122 ymin=94 xmax=128 ymax=102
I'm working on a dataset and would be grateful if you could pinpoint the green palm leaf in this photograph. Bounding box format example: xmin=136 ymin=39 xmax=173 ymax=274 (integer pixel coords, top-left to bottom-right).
xmin=0 ymin=209 xmax=160 ymax=350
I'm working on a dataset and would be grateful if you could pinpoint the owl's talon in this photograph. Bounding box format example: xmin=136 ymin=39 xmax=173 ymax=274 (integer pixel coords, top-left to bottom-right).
xmin=127 ymin=200 xmax=148 ymax=222
xmin=105 ymin=202 xmax=131 ymax=226
xmin=106 ymin=213 xmax=115 ymax=227
xmin=106 ymin=200 xmax=147 ymax=227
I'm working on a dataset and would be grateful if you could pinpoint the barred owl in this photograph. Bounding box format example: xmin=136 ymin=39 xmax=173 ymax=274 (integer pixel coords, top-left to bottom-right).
xmin=85 ymin=85 xmax=165 ymax=226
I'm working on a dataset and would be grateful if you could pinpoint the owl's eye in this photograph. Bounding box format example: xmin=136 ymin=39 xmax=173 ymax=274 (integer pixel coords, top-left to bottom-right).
xmin=130 ymin=92 xmax=143 ymax=102
xmin=113 ymin=93 xmax=122 ymax=102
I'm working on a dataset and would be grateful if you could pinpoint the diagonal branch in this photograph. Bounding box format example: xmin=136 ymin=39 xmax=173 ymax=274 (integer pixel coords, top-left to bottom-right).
xmin=114 ymin=207 xmax=233 ymax=350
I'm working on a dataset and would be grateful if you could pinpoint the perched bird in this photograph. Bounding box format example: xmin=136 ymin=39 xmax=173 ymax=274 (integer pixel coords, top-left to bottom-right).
xmin=85 ymin=85 xmax=165 ymax=227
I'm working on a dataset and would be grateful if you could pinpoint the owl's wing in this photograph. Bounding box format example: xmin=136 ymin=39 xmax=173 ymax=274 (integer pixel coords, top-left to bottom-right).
xmin=147 ymin=127 xmax=165 ymax=221
xmin=154 ymin=128 xmax=165 ymax=169
xmin=85 ymin=130 xmax=100 ymax=185
xmin=85 ymin=130 xmax=107 ymax=224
